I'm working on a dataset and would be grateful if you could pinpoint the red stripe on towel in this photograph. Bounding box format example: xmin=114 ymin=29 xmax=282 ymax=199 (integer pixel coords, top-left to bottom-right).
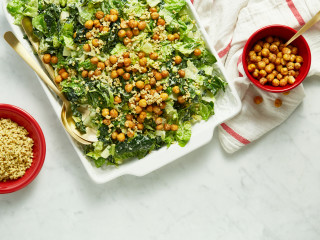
xmin=191 ymin=0 xmax=194 ymax=4
xmin=221 ymin=123 xmax=251 ymax=145
xmin=218 ymin=40 xmax=232 ymax=58
xmin=237 ymin=54 xmax=243 ymax=77
xmin=286 ymin=0 xmax=305 ymax=26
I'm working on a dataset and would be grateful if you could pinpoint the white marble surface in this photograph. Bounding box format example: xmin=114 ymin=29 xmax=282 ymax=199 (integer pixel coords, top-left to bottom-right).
xmin=1 ymin=7 xmax=320 ymax=240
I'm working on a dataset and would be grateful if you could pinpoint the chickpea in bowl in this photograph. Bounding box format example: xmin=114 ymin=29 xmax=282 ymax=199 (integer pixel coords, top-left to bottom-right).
xmin=242 ymin=25 xmax=311 ymax=93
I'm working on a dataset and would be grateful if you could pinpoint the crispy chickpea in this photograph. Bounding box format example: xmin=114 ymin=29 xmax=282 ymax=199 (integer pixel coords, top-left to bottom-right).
xmin=157 ymin=18 xmax=166 ymax=26
xmin=252 ymin=69 xmax=259 ymax=78
xmin=277 ymin=52 xmax=283 ymax=58
xmin=114 ymin=96 xmax=122 ymax=104
xmin=155 ymin=124 xmax=163 ymax=130
xmin=266 ymin=74 xmax=274 ymax=82
xmin=111 ymin=132 xmax=118 ymax=140
xmin=137 ymin=123 xmax=144 ymax=130
xmin=150 ymin=52 xmax=158 ymax=60
xmin=168 ymin=34 xmax=175 ymax=41
xmin=134 ymin=106 xmax=142 ymax=114
xmin=274 ymin=57 xmax=281 ymax=65
xmin=151 ymin=12 xmax=160 ymax=20
xmin=279 ymin=44 xmax=285 ymax=52
xmin=269 ymin=44 xmax=278 ymax=53
xmin=250 ymin=55 xmax=258 ymax=63
xmin=94 ymin=69 xmax=102 ymax=76
xmin=152 ymin=34 xmax=160 ymax=41
xmin=174 ymin=33 xmax=180 ymax=40
xmin=149 ymin=7 xmax=157 ymax=12
xmin=125 ymin=120 xmax=135 ymax=129
xmin=276 ymin=73 xmax=283 ymax=80
xmin=138 ymin=21 xmax=147 ymax=30
xmin=128 ymin=19 xmax=138 ymax=28
xmin=272 ymin=70 xmax=278 ymax=76
xmin=155 ymin=72 xmax=162 ymax=81
xmin=164 ymin=124 xmax=171 ymax=131
xmin=256 ymin=56 xmax=262 ymax=62
xmin=127 ymin=131 xmax=134 ymax=138
xmin=125 ymin=66 xmax=132 ymax=72
xmin=161 ymin=70 xmax=169 ymax=78
xmin=116 ymin=68 xmax=124 ymax=76
xmin=120 ymin=19 xmax=128 ymax=28
xmin=160 ymin=93 xmax=169 ymax=101
xmin=61 ymin=72 xmax=69 ymax=80
xmin=123 ymin=58 xmax=131 ymax=67
xmin=55 ymin=75 xmax=63 ymax=83
xmin=109 ymin=56 xmax=118 ymax=65
xmin=110 ymin=109 xmax=118 ymax=118
xmin=178 ymin=69 xmax=185 ymax=78
xmin=90 ymin=57 xmax=99 ymax=65
xmin=101 ymin=108 xmax=109 ymax=117
xmin=153 ymin=106 xmax=161 ymax=114
xmin=289 ymin=54 xmax=296 ymax=62
xmin=294 ymin=62 xmax=301 ymax=70
xmin=137 ymin=52 xmax=145 ymax=59
xmin=272 ymin=79 xmax=280 ymax=87
xmin=265 ymin=64 xmax=273 ymax=73
xmin=280 ymin=58 xmax=287 ymax=66
xmin=104 ymin=14 xmax=111 ymax=22
xmin=139 ymin=99 xmax=147 ymax=108
xmin=123 ymin=37 xmax=131 ymax=45
xmin=126 ymin=30 xmax=133 ymax=39
xmin=282 ymin=47 xmax=291 ymax=55
xmin=273 ymin=40 xmax=281 ymax=47
xmin=281 ymin=67 xmax=288 ymax=76
xmin=259 ymin=70 xmax=267 ymax=77
xmin=296 ymin=56 xmax=303 ymax=63
xmin=262 ymin=58 xmax=269 ymax=65
xmin=276 ymin=65 xmax=282 ymax=73
xmin=131 ymin=28 xmax=139 ymax=36
xmin=117 ymin=133 xmax=125 ymax=142
xmin=279 ymin=78 xmax=287 ymax=87
xmin=172 ymin=86 xmax=180 ymax=94
xmin=261 ymin=48 xmax=270 ymax=57
xmin=291 ymin=47 xmax=298 ymax=55
xmin=123 ymin=73 xmax=131 ymax=80
xmin=265 ymin=36 xmax=273 ymax=43
xmin=50 ymin=56 xmax=58 ymax=64
xmin=146 ymin=105 xmax=153 ymax=112
xmin=125 ymin=84 xmax=133 ymax=93
xmin=253 ymin=44 xmax=262 ymax=52
xmin=153 ymin=117 xmax=162 ymax=125
xmin=177 ymin=96 xmax=185 ymax=104
xmin=110 ymin=70 xmax=118 ymax=79
xmin=118 ymin=29 xmax=126 ymax=38
xmin=249 ymin=50 xmax=256 ymax=57
xmin=194 ymin=48 xmax=202 ymax=56
xmin=286 ymin=62 xmax=294 ymax=71
xmin=110 ymin=9 xmax=118 ymax=15
xmin=140 ymin=67 xmax=147 ymax=73
xmin=257 ymin=61 xmax=266 ymax=70
xmin=288 ymin=76 xmax=296 ymax=84
xmin=136 ymin=80 xmax=145 ymax=89
xmin=82 ymin=70 xmax=88 ymax=78
xmin=268 ymin=54 xmax=277 ymax=63
xmin=93 ymin=20 xmax=100 ymax=28
xmin=156 ymin=85 xmax=163 ymax=93
xmin=282 ymin=53 xmax=290 ymax=61
xmin=171 ymin=124 xmax=178 ymax=131
xmin=149 ymin=78 xmax=156 ymax=86
xmin=88 ymin=70 xmax=94 ymax=78
xmin=125 ymin=115 xmax=133 ymax=121
xmin=263 ymin=43 xmax=270 ymax=49
xmin=259 ymin=77 xmax=268 ymax=86
xmin=254 ymin=96 xmax=263 ymax=104
xmin=144 ymin=84 xmax=151 ymax=91
xmin=84 ymin=20 xmax=94 ymax=29
xmin=174 ymin=56 xmax=182 ymax=64
xmin=248 ymin=64 xmax=256 ymax=73
xmin=294 ymin=71 xmax=300 ymax=78
xmin=139 ymin=57 xmax=147 ymax=66
xmin=110 ymin=14 xmax=118 ymax=22
xmin=159 ymin=102 xmax=166 ymax=109
xmin=95 ymin=11 xmax=104 ymax=19
xmin=85 ymin=32 xmax=92 ymax=39
xmin=288 ymin=70 xmax=295 ymax=76
xmin=43 ymin=54 xmax=51 ymax=64
xmin=139 ymin=112 xmax=147 ymax=120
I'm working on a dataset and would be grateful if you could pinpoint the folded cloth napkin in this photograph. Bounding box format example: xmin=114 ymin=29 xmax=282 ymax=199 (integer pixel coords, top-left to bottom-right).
xmin=193 ymin=0 xmax=320 ymax=153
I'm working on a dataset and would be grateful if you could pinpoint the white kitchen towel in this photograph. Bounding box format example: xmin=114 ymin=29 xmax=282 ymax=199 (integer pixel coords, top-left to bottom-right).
xmin=193 ymin=0 xmax=320 ymax=153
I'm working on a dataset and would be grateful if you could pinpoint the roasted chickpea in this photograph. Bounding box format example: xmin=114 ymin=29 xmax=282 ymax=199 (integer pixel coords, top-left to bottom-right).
xmin=276 ymin=73 xmax=283 ymax=80
xmin=111 ymin=132 xmax=118 ymax=140
xmin=250 ymin=55 xmax=258 ymax=63
xmin=152 ymin=34 xmax=160 ymax=41
xmin=257 ymin=61 xmax=266 ymax=70
xmin=90 ymin=57 xmax=99 ymax=65
xmin=288 ymin=76 xmax=296 ymax=84
xmin=115 ymin=69 xmax=124 ymax=76
xmin=139 ymin=57 xmax=147 ymax=66
xmin=122 ymin=58 xmax=131 ymax=67
xmin=168 ymin=34 xmax=175 ymax=41
xmin=123 ymin=73 xmax=131 ymax=81
xmin=265 ymin=36 xmax=273 ymax=43
xmin=43 ymin=54 xmax=51 ymax=64
xmin=280 ymin=67 xmax=288 ymax=76
xmin=101 ymin=108 xmax=109 ymax=117
xmin=125 ymin=30 xmax=133 ymax=39
xmin=288 ymin=70 xmax=295 ymax=76
xmin=128 ymin=19 xmax=138 ymax=28
xmin=94 ymin=69 xmax=102 ymax=76
xmin=254 ymin=44 xmax=262 ymax=52
xmin=149 ymin=7 xmax=157 ymax=12
xmin=157 ymin=18 xmax=166 ymax=26
xmin=117 ymin=133 xmax=125 ymax=142
xmin=138 ymin=52 xmax=145 ymax=59
xmin=109 ymin=56 xmax=118 ymax=65
xmin=279 ymin=78 xmax=287 ymax=87
xmin=171 ymin=124 xmax=178 ymax=131
xmin=178 ymin=70 xmax=185 ymax=78
xmin=123 ymin=37 xmax=131 ymax=45
xmin=150 ymin=52 xmax=158 ymax=60
xmin=88 ymin=70 xmax=94 ymax=78
xmin=156 ymin=124 xmax=163 ymax=130
xmin=114 ymin=96 xmax=122 ymax=104
xmin=84 ymin=20 xmax=94 ymax=29
xmin=138 ymin=21 xmax=147 ymax=30
xmin=274 ymin=57 xmax=281 ymax=65
xmin=61 ymin=72 xmax=69 ymax=80
xmin=125 ymin=66 xmax=132 ymax=72
xmin=50 ymin=56 xmax=58 ymax=64
xmin=177 ymin=96 xmax=185 ymax=104
xmin=263 ymin=43 xmax=270 ymax=49
xmin=249 ymin=50 xmax=256 ymax=57
xmin=174 ymin=33 xmax=180 ymax=40
xmin=269 ymin=44 xmax=278 ymax=52
xmin=81 ymin=70 xmax=88 ymax=78
xmin=110 ymin=9 xmax=118 ymax=15
xmin=291 ymin=47 xmax=298 ymax=55
xmin=110 ymin=70 xmax=118 ymax=79
xmin=269 ymin=54 xmax=277 ymax=63
xmin=139 ymin=112 xmax=147 ymax=120
xmin=282 ymin=47 xmax=291 ymax=55
xmin=155 ymin=72 xmax=162 ymax=81
xmin=294 ymin=62 xmax=301 ymax=70
xmin=262 ymin=58 xmax=269 ymax=65
xmin=57 ymin=68 xmax=65 ymax=75
xmin=110 ymin=109 xmax=118 ymax=118
xmin=174 ymin=56 xmax=182 ymax=64
xmin=95 ymin=11 xmax=104 ymax=19
xmin=194 ymin=48 xmax=202 ymax=56
xmin=125 ymin=84 xmax=133 ymax=93
xmin=172 ymin=86 xmax=180 ymax=94
xmin=280 ymin=58 xmax=287 ymax=66
xmin=252 ymin=69 xmax=259 ymax=78
xmin=151 ymin=12 xmax=159 ymax=19
xmin=160 ymin=93 xmax=169 ymax=101
xmin=139 ymin=99 xmax=147 ymax=108
xmin=85 ymin=32 xmax=92 ymax=40
xmin=125 ymin=120 xmax=135 ymax=129
xmin=137 ymin=123 xmax=144 ymax=130
xmin=126 ymin=131 xmax=134 ymax=138
xmin=149 ymin=77 xmax=156 ymax=86
xmin=265 ymin=64 xmax=273 ymax=73
xmin=272 ymin=79 xmax=280 ymax=87
xmin=259 ymin=70 xmax=267 ymax=77
xmin=261 ymin=48 xmax=270 ymax=57
xmin=247 ymin=64 xmax=256 ymax=73
xmin=93 ymin=20 xmax=100 ymax=28
xmin=295 ymin=56 xmax=303 ymax=63
xmin=266 ymin=74 xmax=274 ymax=82
xmin=55 ymin=75 xmax=63 ymax=83
xmin=118 ymin=29 xmax=126 ymax=38
xmin=286 ymin=62 xmax=294 ymax=71
xmin=136 ymin=80 xmax=145 ymax=89
xmin=110 ymin=14 xmax=118 ymax=22
xmin=163 ymin=124 xmax=170 ymax=131
xmin=276 ymin=65 xmax=283 ymax=73
xmin=153 ymin=106 xmax=161 ymax=115
xmin=161 ymin=70 xmax=169 ymax=78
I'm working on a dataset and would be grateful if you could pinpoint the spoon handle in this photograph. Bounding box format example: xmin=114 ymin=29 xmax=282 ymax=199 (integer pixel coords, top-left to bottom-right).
xmin=286 ymin=10 xmax=320 ymax=46
xmin=4 ymin=31 xmax=67 ymax=103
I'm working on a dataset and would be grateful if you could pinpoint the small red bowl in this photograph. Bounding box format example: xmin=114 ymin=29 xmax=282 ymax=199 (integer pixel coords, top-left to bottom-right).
xmin=0 ymin=104 xmax=46 ymax=194
xmin=242 ymin=25 xmax=311 ymax=93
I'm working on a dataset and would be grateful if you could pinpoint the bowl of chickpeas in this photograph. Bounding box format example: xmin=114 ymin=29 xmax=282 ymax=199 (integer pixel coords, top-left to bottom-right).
xmin=242 ymin=25 xmax=311 ymax=93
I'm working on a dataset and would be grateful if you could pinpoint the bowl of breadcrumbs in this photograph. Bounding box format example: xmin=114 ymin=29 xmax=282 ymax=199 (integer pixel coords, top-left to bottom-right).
xmin=0 ymin=104 xmax=46 ymax=194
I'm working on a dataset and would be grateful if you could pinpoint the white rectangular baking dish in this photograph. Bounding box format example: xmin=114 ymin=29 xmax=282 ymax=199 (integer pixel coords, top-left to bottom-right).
xmin=3 ymin=0 xmax=241 ymax=184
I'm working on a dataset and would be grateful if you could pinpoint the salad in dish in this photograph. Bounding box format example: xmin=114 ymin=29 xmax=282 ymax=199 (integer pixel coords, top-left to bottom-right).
xmin=7 ymin=0 xmax=226 ymax=167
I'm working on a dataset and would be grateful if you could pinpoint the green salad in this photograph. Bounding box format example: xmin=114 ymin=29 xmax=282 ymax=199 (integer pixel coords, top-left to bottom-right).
xmin=7 ymin=0 xmax=226 ymax=167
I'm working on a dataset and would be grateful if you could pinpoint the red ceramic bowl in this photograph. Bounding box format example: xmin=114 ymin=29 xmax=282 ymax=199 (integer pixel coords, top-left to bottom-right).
xmin=242 ymin=25 xmax=311 ymax=93
xmin=0 ymin=104 xmax=46 ymax=194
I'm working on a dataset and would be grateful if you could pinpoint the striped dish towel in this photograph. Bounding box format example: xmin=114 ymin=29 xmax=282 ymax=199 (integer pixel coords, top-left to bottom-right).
xmin=192 ymin=0 xmax=320 ymax=153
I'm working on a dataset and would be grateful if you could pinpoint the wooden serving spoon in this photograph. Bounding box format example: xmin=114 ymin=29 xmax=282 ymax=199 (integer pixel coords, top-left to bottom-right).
xmin=4 ymin=31 xmax=94 ymax=145
xmin=285 ymin=10 xmax=320 ymax=46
